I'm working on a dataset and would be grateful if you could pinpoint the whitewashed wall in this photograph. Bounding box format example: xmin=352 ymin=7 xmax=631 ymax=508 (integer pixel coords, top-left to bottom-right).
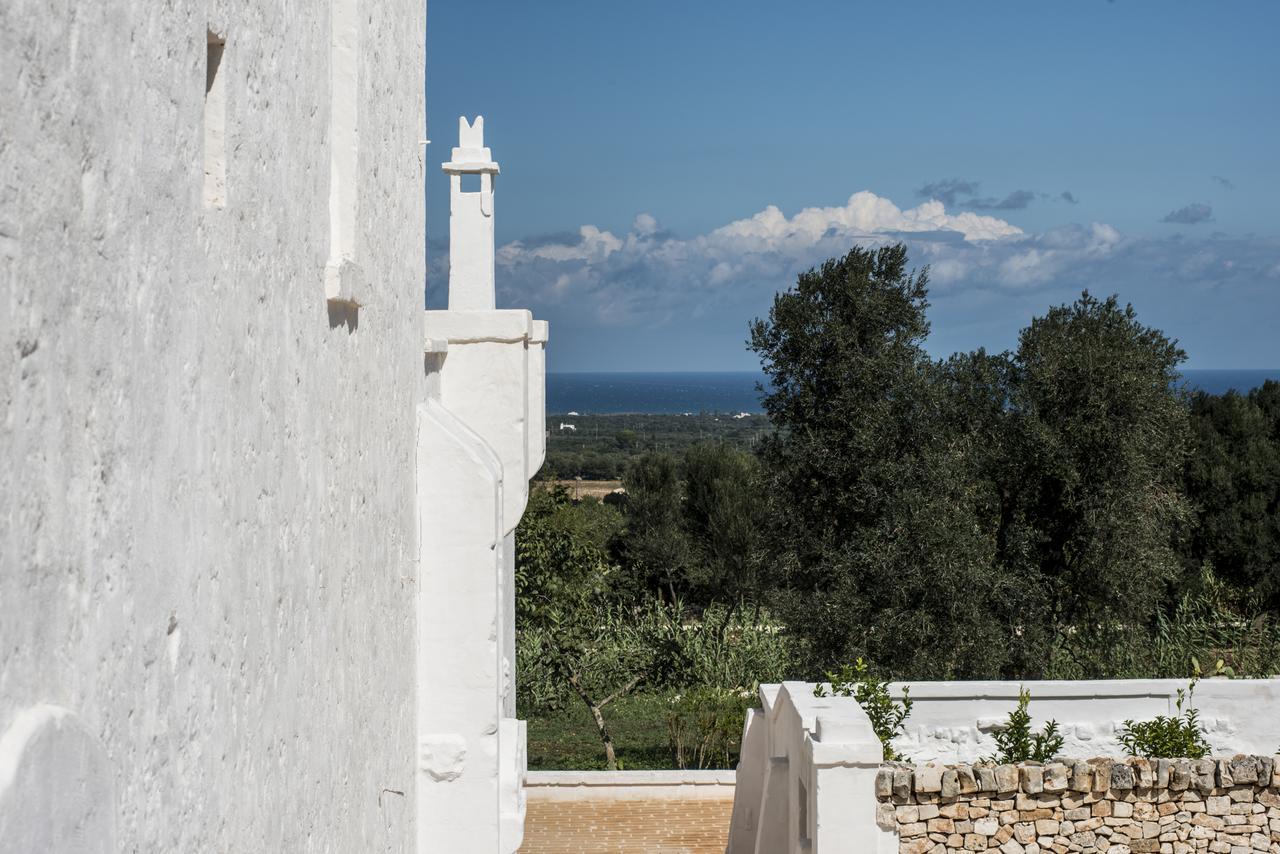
xmin=729 ymin=679 xmax=1280 ymax=854
xmin=415 ymin=116 xmax=545 ymax=854
xmin=886 ymin=679 xmax=1280 ymax=764
xmin=728 ymin=682 xmax=896 ymax=854
xmin=0 ymin=1 xmax=426 ymax=850
xmin=526 ymin=770 xmax=737 ymax=801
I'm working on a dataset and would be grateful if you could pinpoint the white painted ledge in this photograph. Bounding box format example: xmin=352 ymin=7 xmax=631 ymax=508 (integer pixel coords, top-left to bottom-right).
xmin=424 ymin=309 xmax=532 ymax=344
xmin=525 ymin=770 xmax=736 ymax=801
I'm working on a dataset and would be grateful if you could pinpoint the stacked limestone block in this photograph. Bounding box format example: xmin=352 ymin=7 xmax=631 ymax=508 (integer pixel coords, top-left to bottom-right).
xmin=875 ymin=755 xmax=1280 ymax=854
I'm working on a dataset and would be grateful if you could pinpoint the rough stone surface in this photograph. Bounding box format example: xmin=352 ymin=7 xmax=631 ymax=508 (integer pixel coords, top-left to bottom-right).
xmin=0 ymin=1 xmax=426 ymax=850
xmin=880 ymin=757 xmax=1280 ymax=853
xmin=1022 ymin=764 xmax=1044 ymax=794
xmin=1113 ymin=762 xmax=1137 ymax=790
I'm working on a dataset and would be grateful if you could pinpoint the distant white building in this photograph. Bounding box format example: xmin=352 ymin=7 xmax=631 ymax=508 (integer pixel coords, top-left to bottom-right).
xmin=559 ymin=423 xmax=577 ymax=431
xmin=0 ymin=4 xmax=542 ymax=852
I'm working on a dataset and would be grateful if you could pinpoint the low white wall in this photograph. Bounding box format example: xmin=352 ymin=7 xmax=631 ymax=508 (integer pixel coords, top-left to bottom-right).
xmin=883 ymin=678 xmax=1280 ymax=763
xmin=525 ymin=770 xmax=736 ymax=801
xmin=728 ymin=678 xmax=1280 ymax=854
xmin=728 ymin=682 xmax=895 ymax=854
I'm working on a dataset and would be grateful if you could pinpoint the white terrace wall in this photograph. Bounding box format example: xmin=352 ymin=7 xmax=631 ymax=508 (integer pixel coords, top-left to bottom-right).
xmin=0 ymin=3 xmax=547 ymax=853
xmin=729 ymin=680 xmax=1280 ymax=854
xmin=884 ymin=680 xmax=1280 ymax=764
xmin=728 ymin=682 xmax=898 ymax=854
xmin=525 ymin=770 xmax=737 ymax=801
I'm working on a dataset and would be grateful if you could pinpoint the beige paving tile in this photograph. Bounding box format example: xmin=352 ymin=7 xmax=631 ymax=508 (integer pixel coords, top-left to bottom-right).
xmin=519 ymin=798 xmax=733 ymax=854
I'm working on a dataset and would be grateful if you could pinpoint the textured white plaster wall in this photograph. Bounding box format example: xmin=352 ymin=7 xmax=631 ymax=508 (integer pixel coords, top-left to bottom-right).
xmin=0 ymin=0 xmax=426 ymax=849
xmin=885 ymin=678 xmax=1280 ymax=764
xmin=417 ymin=118 xmax=541 ymax=853
xmin=0 ymin=706 xmax=116 ymax=853
xmin=729 ymin=680 xmax=1280 ymax=854
xmin=728 ymin=683 xmax=894 ymax=854
xmin=526 ymin=770 xmax=736 ymax=801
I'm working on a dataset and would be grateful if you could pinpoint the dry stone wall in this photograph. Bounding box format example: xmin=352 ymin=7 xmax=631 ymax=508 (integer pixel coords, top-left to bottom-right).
xmin=876 ymin=755 xmax=1280 ymax=854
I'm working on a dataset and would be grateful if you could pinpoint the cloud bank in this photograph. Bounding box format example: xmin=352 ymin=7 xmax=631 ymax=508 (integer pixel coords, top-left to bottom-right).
xmin=472 ymin=192 xmax=1024 ymax=325
xmin=427 ymin=189 xmax=1280 ymax=369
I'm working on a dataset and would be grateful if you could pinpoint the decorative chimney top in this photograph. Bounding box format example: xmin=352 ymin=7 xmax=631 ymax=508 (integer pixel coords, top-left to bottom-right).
xmin=442 ymin=116 xmax=499 ymax=310
xmin=442 ymin=116 xmax=500 ymax=175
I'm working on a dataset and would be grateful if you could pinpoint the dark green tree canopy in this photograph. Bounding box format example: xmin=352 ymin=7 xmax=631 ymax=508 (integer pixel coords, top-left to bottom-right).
xmin=749 ymin=245 xmax=1012 ymax=677
xmin=613 ymin=452 xmax=690 ymax=602
xmin=749 ymin=244 xmax=939 ymax=549
xmin=1005 ymin=292 xmax=1192 ymax=676
xmin=1184 ymin=381 xmax=1280 ymax=607
xmin=749 ymin=246 xmax=1198 ymax=679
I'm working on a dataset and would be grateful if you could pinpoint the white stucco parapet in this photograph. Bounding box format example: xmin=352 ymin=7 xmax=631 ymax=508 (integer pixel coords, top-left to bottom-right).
xmin=416 ymin=397 xmax=505 ymax=852
xmin=526 ymin=770 xmax=736 ymax=801
xmin=728 ymin=678 xmax=1280 ymax=854
xmin=423 ymin=120 xmax=547 ymax=538
xmin=499 ymin=717 xmax=528 ymax=853
xmin=883 ymin=677 xmax=1280 ymax=764
xmin=527 ymin=321 xmax=549 ymax=478
xmin=417 ymin=117 xmax=543 ymax=853
xmin=728 ymin=682 xmax=895 ymax=854
xmin=423 ymin=310 xmax=533 ymax=344
xmin=423 ymin=309 xmax=535 ymax=536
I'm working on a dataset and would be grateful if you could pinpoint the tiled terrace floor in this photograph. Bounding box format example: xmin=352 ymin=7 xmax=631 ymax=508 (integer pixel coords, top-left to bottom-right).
xmin=518 ymin=797 xmax=733 ymax=853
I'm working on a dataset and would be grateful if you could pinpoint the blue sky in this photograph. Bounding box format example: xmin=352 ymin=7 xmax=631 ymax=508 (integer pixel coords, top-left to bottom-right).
xmin=426 ymin=1 xmax=1279 ymax=372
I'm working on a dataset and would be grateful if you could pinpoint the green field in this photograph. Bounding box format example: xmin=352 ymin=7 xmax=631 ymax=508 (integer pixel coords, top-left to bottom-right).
xmin=525 ymin=690 xmax=748 ymax=771
xmin=542 ymin=412 xmax=770 ymax=480
xmin=525 ymin=693 xmax=674 ymax=771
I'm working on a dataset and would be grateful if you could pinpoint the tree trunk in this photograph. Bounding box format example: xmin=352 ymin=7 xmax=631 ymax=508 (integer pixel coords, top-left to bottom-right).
xmin=568 ymin=671 xmax=643 ymax=771
xmin=588 ymin=701 xmax=618 ymax=770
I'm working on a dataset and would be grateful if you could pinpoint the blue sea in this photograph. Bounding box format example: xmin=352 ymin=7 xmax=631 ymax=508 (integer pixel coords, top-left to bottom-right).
xmin=547 ymin=369 xmax=1280 ymax=415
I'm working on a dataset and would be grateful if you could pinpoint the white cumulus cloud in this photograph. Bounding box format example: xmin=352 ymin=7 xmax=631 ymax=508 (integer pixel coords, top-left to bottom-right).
xmin=475 ymin=192 xmax=1030 ymax=324
xmin=425 ymin=191 xmax=1278 ymax=348
xmin=707 ymin=192 xmax=1022 ymax=249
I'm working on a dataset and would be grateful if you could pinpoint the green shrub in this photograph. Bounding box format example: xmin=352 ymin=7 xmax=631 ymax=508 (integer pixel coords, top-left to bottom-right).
xmin=989 ymin=688 xmax=1064 ymax=763
xmin=516 ymin=625 xmax=566 ymax=713
xmin=1117 ymin=682 xmax=1211 ymax=759
xmin=665 ymin=686 xmax=754 ymax=769
xmin=645 ymin=602 xmax=793 ymax=692
xmin=1043 ymin=567 xmax=1280 ymax=681
xmin=814 ymin=658 xmax=913 ymax=761
xmin=1151 ymin=570 xmax=1280 ymax=679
